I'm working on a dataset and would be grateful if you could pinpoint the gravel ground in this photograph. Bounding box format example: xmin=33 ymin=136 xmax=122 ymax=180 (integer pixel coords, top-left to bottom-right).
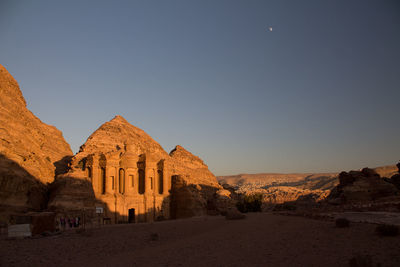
xmin=1 ymin=213 xmax=400 ymax=267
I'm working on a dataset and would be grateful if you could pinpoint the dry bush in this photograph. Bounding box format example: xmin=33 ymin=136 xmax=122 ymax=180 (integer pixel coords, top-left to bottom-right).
xmin=375 ymin=224 xmax=399 ymax=236
xmin=335 ymin=218 xmax=350 ymax=228
xmin=236 ymin=193 xmax=263 ymax=213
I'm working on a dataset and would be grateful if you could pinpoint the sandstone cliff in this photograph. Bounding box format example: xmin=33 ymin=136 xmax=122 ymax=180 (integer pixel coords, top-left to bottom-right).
xmin=0 ymin=65 xmax=73 ymax=219
xmin=77 ymin=115 xmax=168 ymax=159
xmin=169 ymin=145 xmax=220 ymax=188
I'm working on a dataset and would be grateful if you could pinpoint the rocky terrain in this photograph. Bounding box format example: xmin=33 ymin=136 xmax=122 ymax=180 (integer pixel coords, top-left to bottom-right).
xmin=218 ymin=172 xmax=338 ymax=192
xmin=218 ymin=172 xmax=338 ymax=205
xmin=327 ymin=166 xmax=400 ymax=206
xmin=0 ymin=65 xmax=72 ymax=220
xmin=219 ymin=165 xmax=399 ymax=207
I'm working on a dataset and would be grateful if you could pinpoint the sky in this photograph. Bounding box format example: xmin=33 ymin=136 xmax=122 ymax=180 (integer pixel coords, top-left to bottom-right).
xmin=0 ymin=0 xmax=399 ymax=176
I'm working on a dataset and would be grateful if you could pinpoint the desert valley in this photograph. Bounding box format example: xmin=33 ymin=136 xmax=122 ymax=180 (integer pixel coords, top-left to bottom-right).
xmin=1 ymin=1 xmax=400 ymax=266
xmin=1 ymin=64 xmax=400 ymax=266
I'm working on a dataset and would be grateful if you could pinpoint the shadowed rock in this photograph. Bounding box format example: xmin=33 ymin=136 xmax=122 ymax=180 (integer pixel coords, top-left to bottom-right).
xmin=0 ymin=65 xmax=72 ymax=220
xmin=328 ymin=168 xmax=399 ymax=204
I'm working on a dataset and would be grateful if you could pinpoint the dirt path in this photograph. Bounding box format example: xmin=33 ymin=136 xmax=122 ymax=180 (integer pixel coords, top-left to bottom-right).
xmin=1 ymin=213 xmax=399 ymax=267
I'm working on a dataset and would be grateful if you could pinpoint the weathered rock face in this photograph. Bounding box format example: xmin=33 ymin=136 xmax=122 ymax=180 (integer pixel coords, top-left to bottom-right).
xmin=77 ymin=115 xmax=168 ymax=160
xmin=0 ymin=65 xmax=72 ymax=219
xmin=0 ymin=65 xmax=73 ymax=183
xmin=169 ymin=175 xmax=207 ymax=218
xmin=49 ymin=115 xmax=222 ymax=222
xmin=218 ymin=173 xmax=339 ymax=194
xmin=327 ymin=168 xmax=399 ymax=204
xmin=168 ymin=145 xmax=222 ymax=217
xmin=169 ymin=145 xmax=219 ymax=188
xmin=0 ymin=154 xmax=47 ymax=218
xmin=218 ymin=172 xmax=337 ymax=209
xmin=47 ymin=173 xmax=96 ymax=212
xmin=262 ymin=186 xmax=329 ymax=205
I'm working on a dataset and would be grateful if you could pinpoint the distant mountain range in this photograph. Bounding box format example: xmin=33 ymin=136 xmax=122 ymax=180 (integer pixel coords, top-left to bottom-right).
xmin=217 ymin=165 xmax=398 ymax=204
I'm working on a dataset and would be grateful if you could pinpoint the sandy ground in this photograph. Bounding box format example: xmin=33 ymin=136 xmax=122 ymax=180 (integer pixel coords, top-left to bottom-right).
xmin=1 ymin=213 xmax=400 ymax=267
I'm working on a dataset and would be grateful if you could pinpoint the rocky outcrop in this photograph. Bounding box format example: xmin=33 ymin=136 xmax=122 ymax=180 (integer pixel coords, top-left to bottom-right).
xmin=169 ymin=145 xmax=219 ymax=188
xmin=76 ymin=115 xmax=168 ymax=160
xmin=389 ymin=162 xmax=400 ymax=190
xmin=0 ymin=65 xmax=73 ymax=183
xmin=218 ymin=173 xmax=338 ymax=194
xmin=327 ymin=168 xmax=399 ymax=204
xmin=0 ymin=65 xmax=72 ymax=220
xmin=169 ymin=176 xmax=207 ymax=218
xmin=47 ymin=173 xmax=96 ymax=212
xmin=168 ymin=145 xmax=222 ymax=217
xmin=218 ymin=172 xmax=336 ymax=209
xmin=262 ymin=186 xmax=329 ymax=205
xmin=374 ymin=164 xmax=399 ymax=178
xmin=0 ymin=154 xmax=47 ymax=220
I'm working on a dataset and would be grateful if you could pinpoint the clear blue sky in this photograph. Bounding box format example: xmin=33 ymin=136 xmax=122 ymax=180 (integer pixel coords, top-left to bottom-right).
xmin=1 ymin=0 xmax=399 ymax=175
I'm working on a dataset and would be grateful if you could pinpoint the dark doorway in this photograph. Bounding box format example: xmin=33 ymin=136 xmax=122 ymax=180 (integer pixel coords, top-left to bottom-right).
xmin=128 ymin=208 xmax=135 ymax=223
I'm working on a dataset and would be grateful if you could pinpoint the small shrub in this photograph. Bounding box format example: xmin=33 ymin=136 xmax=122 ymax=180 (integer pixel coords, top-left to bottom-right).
xmin=335 ymin=218 xmax=350 ymax=228
xmin=375 ymin=224 xmax=399 ymax=236
xmin=236 ymin=193 xmax=263 ymax=213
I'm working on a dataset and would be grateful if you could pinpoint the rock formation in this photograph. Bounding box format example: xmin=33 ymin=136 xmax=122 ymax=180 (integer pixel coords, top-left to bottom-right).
xmin=0 ymin=65 xmax=72 ymax=220
xmin=389 ymin=162 xmax=400 ymax=190
xmin=218 ymin=172 xmax=337 ymax=208
xmin=48 ymin=115 xmax=222 ymax=223
xmin=327 ymin=168 xmax=399 ymax=204
xmin=374 ymin=164 xmax=399 ymax=178
xmin=262 ymin=186 xmax=329 ymax=205
xmin=218 ymin=164 xmax=400 ymax=208
xmin=218 ymin=173 xmax=339 ymax=194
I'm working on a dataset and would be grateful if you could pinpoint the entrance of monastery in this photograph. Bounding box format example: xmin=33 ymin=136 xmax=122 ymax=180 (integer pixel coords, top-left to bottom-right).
xmin=128 ymin=208 xmax=135 ymax=223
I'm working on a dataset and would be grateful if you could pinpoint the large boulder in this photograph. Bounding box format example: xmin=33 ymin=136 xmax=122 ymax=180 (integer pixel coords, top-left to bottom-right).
xmin=47 ymin=173 xmax=96 ymax=212
xmin=327 ymin=168 xmax=399 ymax=204
xmin=169 ymin=175 xmax=207 ymax=218
xmin=0 ymin=65 xmax=72 ymax=221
